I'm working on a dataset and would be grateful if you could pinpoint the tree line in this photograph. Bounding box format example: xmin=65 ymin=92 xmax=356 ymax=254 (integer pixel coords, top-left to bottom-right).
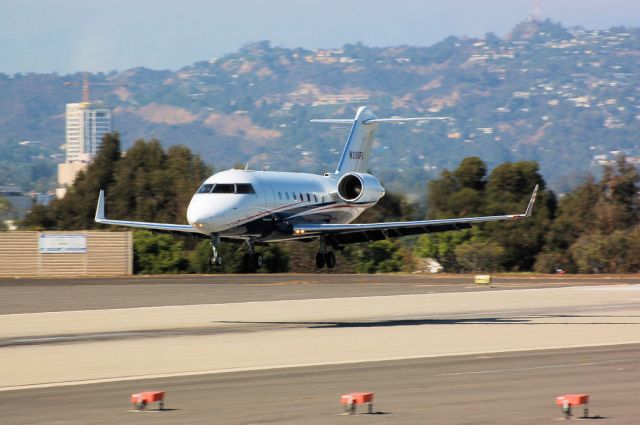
xmin=20 ymin=134 xmax=640 ymax=274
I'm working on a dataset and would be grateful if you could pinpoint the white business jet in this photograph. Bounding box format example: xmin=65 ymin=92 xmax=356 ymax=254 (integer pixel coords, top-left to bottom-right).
xmin=96 ymin=106 xmax=538 ymax=269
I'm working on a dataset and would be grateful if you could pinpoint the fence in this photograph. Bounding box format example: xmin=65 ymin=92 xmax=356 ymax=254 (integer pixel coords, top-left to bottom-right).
xmin=0 ymin=231 xmax=132 ymax=277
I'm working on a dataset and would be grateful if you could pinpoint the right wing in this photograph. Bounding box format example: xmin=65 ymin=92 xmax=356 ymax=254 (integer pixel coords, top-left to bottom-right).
xmin=94 ymin=190 xmax=202 ymax=234
xmin=292 ymin=185 xmax=538 ymax=245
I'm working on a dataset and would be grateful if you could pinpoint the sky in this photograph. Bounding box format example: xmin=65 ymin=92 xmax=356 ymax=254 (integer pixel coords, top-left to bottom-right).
xmin=1 ymin=0 xmax=639 ymax=75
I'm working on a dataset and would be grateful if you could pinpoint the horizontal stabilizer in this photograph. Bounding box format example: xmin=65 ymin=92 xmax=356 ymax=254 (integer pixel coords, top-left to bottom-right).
xmin=310 ymin=119 xmax=356 ymax=124
xmin=363 ymin=117 xmax=450 ymax=124
xmin=310 ymin=117 xmax=450 ymax=125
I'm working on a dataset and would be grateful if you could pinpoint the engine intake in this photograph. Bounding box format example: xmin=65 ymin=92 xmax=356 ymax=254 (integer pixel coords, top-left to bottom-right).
xmin=337 ymin=173 xmax=385 ymax=203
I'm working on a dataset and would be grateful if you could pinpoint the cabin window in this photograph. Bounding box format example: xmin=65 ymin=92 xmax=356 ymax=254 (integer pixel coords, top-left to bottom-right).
xmin=299 ymin=193 xmax=304 ymax=202
xmin=235 ymin=183 xmax=255 ymax=194
xmin=278 ymin=192 xmax=282 ymax=200
xmin=322 ymin=196 xmax=325 ymax=202
xmin=285 ymin=192 xmax=289 ymax=200
xmin=197 ymin=184 xmax=214 ymax=193
xmin=306 ymin=193 xmax=311 ymax=202
xmin=292 ymin=192 xmax=296 ymax=201
xmin=314 ymin=194 xmax=318 ymax=202
xmin=211 ymin=184 xmax=235 ymax=193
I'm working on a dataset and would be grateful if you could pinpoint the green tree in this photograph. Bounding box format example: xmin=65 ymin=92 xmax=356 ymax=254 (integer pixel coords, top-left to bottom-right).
xmin=352 ymin=240 xmax=404 ymax=273
xmin=133 ymin=230 xmax=188 ymax=274
xmin=356 ymin=191 xmax=415 ymax=223
xmin=453 ymin=156 xmax=487 ymax=191
xmin=570 ymin=227 xmax=640 ymax=274
xmin=22 ymin=133 xmax=122 ymax=230
xmin=454 ymin=240 xmax=505 ymax=272
xmin=480 ymin=161 xmax=554 ymax=271
xmin=427 ymin=157 xmax=487 ymax=218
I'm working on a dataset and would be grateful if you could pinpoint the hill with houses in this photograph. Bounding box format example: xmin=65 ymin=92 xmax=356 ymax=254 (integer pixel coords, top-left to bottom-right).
xmin=1 ymin=19 xmax=639 ymax=198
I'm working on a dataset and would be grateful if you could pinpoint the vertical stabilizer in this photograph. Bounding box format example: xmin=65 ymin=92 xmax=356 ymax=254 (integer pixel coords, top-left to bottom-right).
xmin=334 ymin=106 xmax=378 ymax=175
xmin=311 ymin=107 xmax=448 ymax=176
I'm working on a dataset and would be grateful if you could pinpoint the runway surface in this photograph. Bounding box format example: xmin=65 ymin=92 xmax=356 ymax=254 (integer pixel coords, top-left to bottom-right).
xmin=1 ymin=274 xmax=639 ymax=314
xmin=2 ymin=344 xmax=638 ymax=425
xmin=2 ymin=275 xmax=640 ymax=424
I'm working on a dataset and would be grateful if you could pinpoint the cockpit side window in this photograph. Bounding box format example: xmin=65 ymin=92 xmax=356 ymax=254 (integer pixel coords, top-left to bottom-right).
xmin=211 ymin=184 xmax=235 ymax=193
xmin=197 ymin=184 xmax=214 ymax=193
xmin=235 ymin=183 xmax=255 ymax=194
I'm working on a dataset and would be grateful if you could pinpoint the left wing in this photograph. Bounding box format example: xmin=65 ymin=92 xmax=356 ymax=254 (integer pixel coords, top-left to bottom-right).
xmin=293 ymin=185 xmax=538 ymax=245
xmin=94 ymin=190 xmax=202 ymax=234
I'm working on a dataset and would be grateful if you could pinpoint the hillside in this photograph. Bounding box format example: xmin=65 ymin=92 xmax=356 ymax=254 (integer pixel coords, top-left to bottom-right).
xmin=1 ymin=19 xmax=639 ymax=197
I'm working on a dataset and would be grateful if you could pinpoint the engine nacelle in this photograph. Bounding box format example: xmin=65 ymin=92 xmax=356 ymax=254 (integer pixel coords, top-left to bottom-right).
xmin=337 ymin=173 xmax=385 ymax=203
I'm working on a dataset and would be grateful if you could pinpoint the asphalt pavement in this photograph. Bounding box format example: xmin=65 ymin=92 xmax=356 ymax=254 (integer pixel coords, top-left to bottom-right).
xmin=2 ymin=344 xmax=638 ymax=424
xmin=2 ymin=273 xmax=639 ymax=314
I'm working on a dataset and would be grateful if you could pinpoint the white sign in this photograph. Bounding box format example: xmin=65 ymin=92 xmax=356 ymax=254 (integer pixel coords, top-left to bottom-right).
xmin=39 ymin=234 xmax=87 ymax=254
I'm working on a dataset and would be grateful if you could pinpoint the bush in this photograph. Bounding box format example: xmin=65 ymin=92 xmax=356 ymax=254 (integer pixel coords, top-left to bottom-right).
xmin=133 ymin=230 xmax=188 ymax=274
xmin=352 ymin=240 xmax=404 ymax=273
xmin=533 ymin=251 xmax=575 ymax=274
xmin=454 ymin=241 xmax=505 ymax=272
xmin=570 ymin=228 xmax=640 ymax=273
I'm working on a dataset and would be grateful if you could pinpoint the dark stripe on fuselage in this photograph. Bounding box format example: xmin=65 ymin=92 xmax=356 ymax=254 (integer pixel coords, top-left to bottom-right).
xmin=220 ymin=201 xmax=373 ymax=240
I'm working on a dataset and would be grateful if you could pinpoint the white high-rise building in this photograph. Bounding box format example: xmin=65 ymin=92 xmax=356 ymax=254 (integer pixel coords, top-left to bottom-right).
xmin=65 ymin=102 xmax=112 ymax=162
xmin=57 ymin=102 xmax=113 ymax=196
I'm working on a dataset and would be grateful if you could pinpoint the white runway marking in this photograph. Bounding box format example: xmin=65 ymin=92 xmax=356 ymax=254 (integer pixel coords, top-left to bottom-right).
xmin=432 ymin=361 xmax=610 ymax=377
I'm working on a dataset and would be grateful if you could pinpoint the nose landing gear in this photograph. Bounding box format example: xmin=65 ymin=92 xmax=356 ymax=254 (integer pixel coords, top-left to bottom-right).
xmin=209 ymin=234 xmax=222 ymax=266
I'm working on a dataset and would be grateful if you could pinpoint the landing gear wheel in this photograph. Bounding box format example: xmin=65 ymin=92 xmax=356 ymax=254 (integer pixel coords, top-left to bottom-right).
xmin=215 ymin=255 xmax=223 ymax=266
xmin=325 ymin=251 xmax=336 ymax=268
xmin=254 ymin=253 xmax=264 ymax=269
xmin=315 ymin=252 xmax=326 ymax=268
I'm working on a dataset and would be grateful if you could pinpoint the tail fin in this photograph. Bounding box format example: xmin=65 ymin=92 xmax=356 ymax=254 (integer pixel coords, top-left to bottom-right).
xmin=311 ymin=106 xmax=449 ymax=175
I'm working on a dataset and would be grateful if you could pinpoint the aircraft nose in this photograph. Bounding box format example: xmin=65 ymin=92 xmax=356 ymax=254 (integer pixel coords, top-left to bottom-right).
xmin=187 ymin=197 xmax=225 ymax=230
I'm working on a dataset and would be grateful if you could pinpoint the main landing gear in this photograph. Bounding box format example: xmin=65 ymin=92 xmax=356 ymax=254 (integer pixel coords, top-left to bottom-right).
xmin=243 ymin=239 xmax=263 ymax=271
xmin=315 ymin=236 xmax=336 ymax=269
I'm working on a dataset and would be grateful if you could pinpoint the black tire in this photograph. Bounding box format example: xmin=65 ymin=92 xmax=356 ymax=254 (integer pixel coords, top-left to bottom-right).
xmin=315 ymin=252 xmax=326 ymax=268
xmin=254 ymin=253 xmax=264 ymax=269
xmin=215 ymin=255 xmax=223 ymax=266
xmin=325 ymin=251 xmax=336 ymax=268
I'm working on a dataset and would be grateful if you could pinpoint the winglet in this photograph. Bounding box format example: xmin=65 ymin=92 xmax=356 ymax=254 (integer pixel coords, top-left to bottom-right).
xmin=95 ymin=190 xmax=105 ymax=222
xmin=524 ymin=184 xmax=539 ymax=217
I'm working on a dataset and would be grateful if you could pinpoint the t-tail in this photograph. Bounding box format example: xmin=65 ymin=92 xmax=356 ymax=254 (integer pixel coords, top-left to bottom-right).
xmin=311 ymin=106 xmax=449 ymax=175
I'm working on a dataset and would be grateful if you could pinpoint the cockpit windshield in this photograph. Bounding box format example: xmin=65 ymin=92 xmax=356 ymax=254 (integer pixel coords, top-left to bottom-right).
xmin=197 ymin=184 xmax=214 ymax=193
xmin=196 ymin=183 xmax=255 ymax=194
xmin=235 ymin=184 xmax=255 ymax=194
xmin=211 ymin=184 xmax=235 ymax=193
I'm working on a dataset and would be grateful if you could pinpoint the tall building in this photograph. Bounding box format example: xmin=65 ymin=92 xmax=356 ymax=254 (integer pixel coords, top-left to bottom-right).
xmin=65 ymin=102 xmax=112 ymax=162
xmin=57 ymin=102 xmax=113 ymax=197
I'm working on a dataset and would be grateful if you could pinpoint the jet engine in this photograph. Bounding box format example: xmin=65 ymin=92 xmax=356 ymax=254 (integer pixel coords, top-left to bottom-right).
xmin=337 ymin=172 xmax=385 ymax=203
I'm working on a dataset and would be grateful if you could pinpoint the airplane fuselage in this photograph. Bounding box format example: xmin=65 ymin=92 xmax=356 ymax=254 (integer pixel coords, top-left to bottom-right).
xmin=95 ymin=106 xmax=535 ymax=270
xmin=186 ymin=169 xmax=380 ymax=241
